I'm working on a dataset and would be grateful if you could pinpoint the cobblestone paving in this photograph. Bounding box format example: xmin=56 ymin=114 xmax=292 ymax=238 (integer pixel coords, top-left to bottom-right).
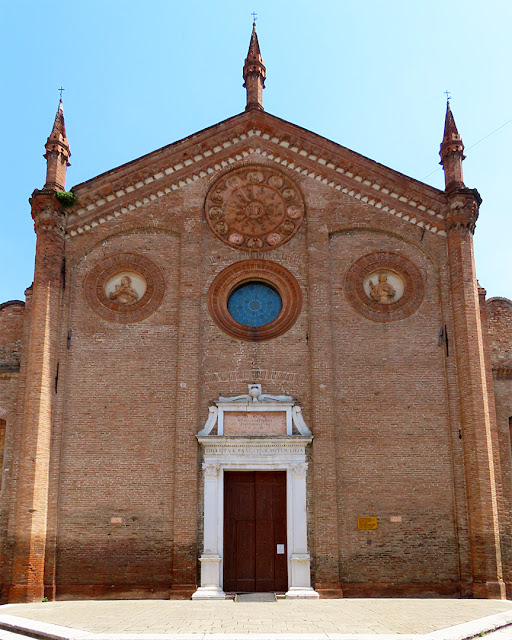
xmin=2 ymin=598 xmax=512 ymax=635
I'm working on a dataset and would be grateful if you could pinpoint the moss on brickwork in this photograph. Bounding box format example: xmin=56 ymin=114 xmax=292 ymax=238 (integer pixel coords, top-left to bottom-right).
xmin=54 ymin=190 xmax=77 ymax=207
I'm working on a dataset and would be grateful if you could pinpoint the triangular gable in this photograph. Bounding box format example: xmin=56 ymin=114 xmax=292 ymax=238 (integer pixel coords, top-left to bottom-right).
xmin=67 ymin=110 xmax=447 ymax=239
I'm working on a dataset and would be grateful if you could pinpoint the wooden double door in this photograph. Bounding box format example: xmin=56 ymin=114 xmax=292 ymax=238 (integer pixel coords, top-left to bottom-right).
xmin=224 ymin=471 xmax=287 ymax=592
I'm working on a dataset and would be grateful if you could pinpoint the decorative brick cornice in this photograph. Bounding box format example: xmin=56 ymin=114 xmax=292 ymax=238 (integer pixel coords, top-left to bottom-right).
xmin=30 ymin=190 xmax=66 ymax=237
xmin=487 ymin=297 xmax=512 ymax=308
xmin=493 ymin=367 xmax=512 ymax=377
xmin=0 ymin=300 xmax=25 ymax=312
xmin=65 ymin=114 xmax=449 ymax=240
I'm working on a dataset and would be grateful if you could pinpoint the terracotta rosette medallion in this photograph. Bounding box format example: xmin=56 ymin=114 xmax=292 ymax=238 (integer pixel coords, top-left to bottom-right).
xmin=84 ymin=253 xmax=165 ymax=323
xmin=204 ymin=166 xmax=305 ymax=251
xmin=344 ymin=251 xmax=425 ymax=322
xmin=208 ymin=259 xmax=303 ymax=341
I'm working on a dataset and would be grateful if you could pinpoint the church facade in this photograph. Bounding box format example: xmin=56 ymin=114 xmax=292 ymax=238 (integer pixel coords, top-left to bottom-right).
xmin=1 ymin=26 xmax=512 ymax=602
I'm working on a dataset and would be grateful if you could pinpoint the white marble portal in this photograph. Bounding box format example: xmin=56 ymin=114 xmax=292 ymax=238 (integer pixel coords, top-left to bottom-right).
xmin=192 ymin=386 xmax=318 ymax=600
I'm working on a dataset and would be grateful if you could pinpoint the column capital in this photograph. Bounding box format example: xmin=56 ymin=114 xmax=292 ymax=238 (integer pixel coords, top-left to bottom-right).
xmin=446 ymin=188 xmax=481 ymax=234
xmin=291 ymin=462 xmax=308 ymax=477
xmin=202 ymin=462 xmax=220 ymax=477
xmin=30 ymin=190 xmax=66 ymax=237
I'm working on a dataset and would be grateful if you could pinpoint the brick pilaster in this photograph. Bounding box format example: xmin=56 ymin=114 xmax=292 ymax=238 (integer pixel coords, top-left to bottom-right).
xmin=170 ymin=224 xmax=201 ymax=598
xmin=8 ymin=192 xmax=65 ymax=602
xmin=478 ymin=286 xmax=512 ymax=597
xmin=307 ymin=217 xmax=342 ymax=597
xmin=447 ymin=190 xmax=506 ymax=598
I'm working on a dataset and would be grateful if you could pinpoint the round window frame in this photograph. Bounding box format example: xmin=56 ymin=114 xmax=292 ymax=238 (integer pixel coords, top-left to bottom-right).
xmin=344 ymin=251 xmax=425 ymax=323
xmin=208 ymin=260 xmax=302 ymax=341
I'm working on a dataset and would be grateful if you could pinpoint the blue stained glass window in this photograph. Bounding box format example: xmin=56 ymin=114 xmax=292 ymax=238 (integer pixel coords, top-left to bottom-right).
xmin=228 ymin=282 xmax=282 ymax=327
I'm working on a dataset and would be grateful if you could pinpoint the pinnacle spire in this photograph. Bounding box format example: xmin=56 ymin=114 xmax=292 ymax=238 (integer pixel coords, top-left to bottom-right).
xmin=49 ymin=99 xmax=69 ymax=146
xmin=439 ymin=100 xmax=465 ymax=192
xmin=243 ymin=21 xmax=266 ymax=111
xmin=247 ymin=21 xmax=262 ymax=58
xmin=44 ymin=98 xmax=71 ymax=191
xmin=442 ymin=100 xmax=460 ymax=142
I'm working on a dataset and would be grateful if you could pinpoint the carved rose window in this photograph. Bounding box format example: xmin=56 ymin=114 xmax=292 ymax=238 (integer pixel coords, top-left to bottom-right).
xmin=227 ymin=282 xmax=282 ymax=327
xmin=204 ymin=165 xmax=305 ymax=251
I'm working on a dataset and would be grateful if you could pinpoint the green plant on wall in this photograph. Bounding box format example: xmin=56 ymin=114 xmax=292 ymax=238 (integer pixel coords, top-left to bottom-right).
xmin=54 ymin=191 xmax=77 ymax=207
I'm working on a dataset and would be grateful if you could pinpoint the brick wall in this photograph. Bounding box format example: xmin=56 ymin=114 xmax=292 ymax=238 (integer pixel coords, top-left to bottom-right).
xmin=488 ymin=297 xmax=512 ymax=592
xmin=329 ymin=228 xmax=459 ymax=593
xmin=0 ymin=302 xmax=24 ymax=372
xmin=54 ymin=229 xmax=180 ymax=598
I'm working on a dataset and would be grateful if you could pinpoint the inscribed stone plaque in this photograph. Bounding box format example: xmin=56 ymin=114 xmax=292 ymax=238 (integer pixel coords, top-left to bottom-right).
xmin=357 ymin=517 xmax=378 ymax=530
xmin=223 ymin=411 xmax=287 ymax=436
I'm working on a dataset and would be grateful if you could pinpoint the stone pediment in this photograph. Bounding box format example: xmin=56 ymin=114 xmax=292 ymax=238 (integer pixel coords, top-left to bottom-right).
xmin=198 ymin=384 xmax=312 ymax=437
xmin=65 ymin=110 xmax=448 ymax=240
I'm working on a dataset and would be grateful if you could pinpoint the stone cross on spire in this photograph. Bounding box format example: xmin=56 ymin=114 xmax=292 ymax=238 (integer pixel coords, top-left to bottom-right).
xmin=243 ymin=21 xmax=266 ymax=111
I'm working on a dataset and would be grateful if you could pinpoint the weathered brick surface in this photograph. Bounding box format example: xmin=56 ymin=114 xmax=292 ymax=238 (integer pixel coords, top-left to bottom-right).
xmin=329 ymin=225 xmax=459 ymax=592
xmin=7 ymin=193 xmax=66 ymax=602
xmin=0 ymin=302 xmax=24 ymax=368
xmin=54 ymin=229 xmax=180 ymax=598
xmin=488 ymin=298 xmax=512 ymax=373
xmin=1 ymin=106 xmax=510 ymax=601
xmin=487 ymin=297 xmax=512 ymax=595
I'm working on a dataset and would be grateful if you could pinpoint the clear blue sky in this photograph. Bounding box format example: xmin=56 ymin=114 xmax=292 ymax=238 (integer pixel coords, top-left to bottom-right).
xmin=1 ymin=0 xmax=511 ymax=302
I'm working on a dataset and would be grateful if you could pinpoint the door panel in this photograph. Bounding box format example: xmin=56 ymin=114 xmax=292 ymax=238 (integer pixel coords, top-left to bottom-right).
xmin=236 ymin=520 xmax=255 ymax=592
xmin=224 ymin=471 xmax=287 ymax=592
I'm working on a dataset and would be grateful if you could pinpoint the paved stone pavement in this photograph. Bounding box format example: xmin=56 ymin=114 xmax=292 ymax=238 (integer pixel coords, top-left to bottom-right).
xmin=1 ymin=598 xmax=512 ymax=636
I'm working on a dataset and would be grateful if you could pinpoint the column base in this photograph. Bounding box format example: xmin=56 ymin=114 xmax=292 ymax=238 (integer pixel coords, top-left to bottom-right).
xmin=169 ymin=584 xmax=196 ymax=600
xmin=8 ymin=584 xmax=44 ymax=603
xmin=503 ymin=582 xmax=512 ymax=600
xmin=191 ymin=586 xmax=227 ymax=600
xmin=315 ymin=583 xmax=344 ymax=598
xmin=473 ymin=580 xmax=507 ymax=599
xmin=285 ymin=586 xmax=319 ymax=599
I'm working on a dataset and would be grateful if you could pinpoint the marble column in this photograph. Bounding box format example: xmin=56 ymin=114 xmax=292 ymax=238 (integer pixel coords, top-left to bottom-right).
xmin=286 ymin=463 xmax=319 ymax=598
xmin=191 ymin=463 xmax=225 ymax=599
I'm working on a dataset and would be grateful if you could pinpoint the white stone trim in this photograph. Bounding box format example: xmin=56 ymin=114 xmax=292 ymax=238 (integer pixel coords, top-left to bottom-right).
xmin=192 ymin=435 xmax=318 ymax=600
xmin=67 ymin=130 xmax=446 ymax=239
xmin=197 ymin=385 xmax=312 ymax=437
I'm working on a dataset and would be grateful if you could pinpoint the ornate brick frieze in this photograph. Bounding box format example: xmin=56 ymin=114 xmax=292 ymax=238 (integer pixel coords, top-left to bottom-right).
xmin=66 ymin=117 xmax=447 ymax=240
xmin=204 ymin=165 xmax=304 ymax=251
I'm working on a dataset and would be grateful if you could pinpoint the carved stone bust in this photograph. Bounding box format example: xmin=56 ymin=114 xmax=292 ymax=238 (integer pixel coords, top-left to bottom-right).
xmin=368 ymin=273 xmax=396 ymax=304
xmin=108 ymin=275 xmax=139 ymax=305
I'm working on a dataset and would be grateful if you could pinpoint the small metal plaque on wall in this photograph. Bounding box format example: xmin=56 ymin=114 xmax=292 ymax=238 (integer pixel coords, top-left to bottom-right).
xmin=358 ymin=517 xmax=377 ymax=530
xmin=276 ymin=544 xmax=285 ymax=554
